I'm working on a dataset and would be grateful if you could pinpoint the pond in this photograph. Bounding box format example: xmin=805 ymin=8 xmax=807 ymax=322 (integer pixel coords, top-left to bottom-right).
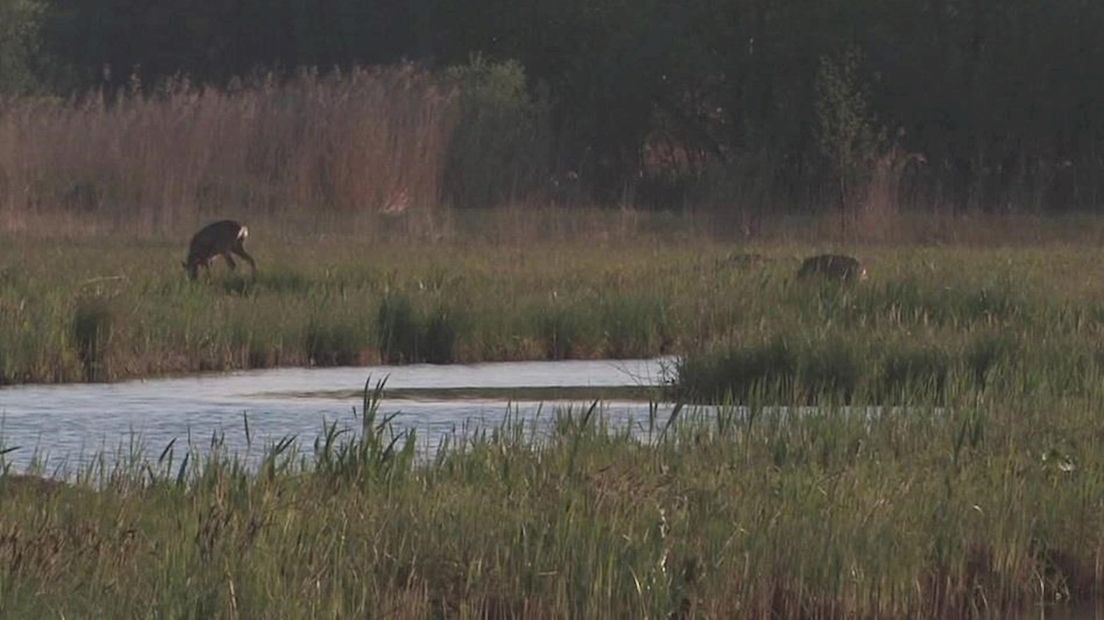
xmin=0 ymin=358 xmax=674 ymax=472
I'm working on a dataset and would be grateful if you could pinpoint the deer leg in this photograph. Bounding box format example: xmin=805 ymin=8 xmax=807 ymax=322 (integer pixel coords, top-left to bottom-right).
xmin=223 ymin=252 xmax=238 ymax=271
xmin=233 ymin=242 xmax=257 ymax=276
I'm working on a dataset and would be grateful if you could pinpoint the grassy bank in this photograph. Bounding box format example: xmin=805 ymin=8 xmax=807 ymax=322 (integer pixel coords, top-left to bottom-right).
xmin=1 ymin=379 xmax=1103 ymax=617
xmin=2 ymin=214 xmax=693 ymax=383
xmin=6 ymin=213 xmax=1104 ymax=615
xmin=5 ymin=211 xmax=1104 ymax=385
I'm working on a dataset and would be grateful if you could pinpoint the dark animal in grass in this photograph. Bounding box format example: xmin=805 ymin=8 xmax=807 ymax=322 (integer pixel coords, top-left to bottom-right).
xmin=183 ymin=220 xmax=256 ymax=280
xmin=797 ymin=254 xmax=867 ymax=282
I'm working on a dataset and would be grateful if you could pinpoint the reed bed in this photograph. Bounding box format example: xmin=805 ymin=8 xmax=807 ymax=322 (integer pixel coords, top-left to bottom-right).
xmin=0 ymin=66 xmax=455 ymax=234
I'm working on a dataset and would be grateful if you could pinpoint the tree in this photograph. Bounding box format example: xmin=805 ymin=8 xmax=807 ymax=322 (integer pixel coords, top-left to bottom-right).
xmin=0 ymin=0 xmax=46 ymax=94
xmin=815 ymin=47 xmax=883 ymax=231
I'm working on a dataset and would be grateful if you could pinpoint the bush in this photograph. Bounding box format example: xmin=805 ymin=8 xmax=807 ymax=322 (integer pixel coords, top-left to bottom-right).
xmin=965 ymin=332 xmax=1018 ymax=389
xmin=0 ymin=0 xmax=46 ymax=95
xmin=443 ymin=56 xmax=552 ymax=208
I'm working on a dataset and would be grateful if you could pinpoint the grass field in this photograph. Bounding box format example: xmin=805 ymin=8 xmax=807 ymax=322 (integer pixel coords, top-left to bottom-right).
xmin=5 ymin=210 xmax=1104 ymax=387
xmin=5 ymin=210 xmax=1104 ymax=616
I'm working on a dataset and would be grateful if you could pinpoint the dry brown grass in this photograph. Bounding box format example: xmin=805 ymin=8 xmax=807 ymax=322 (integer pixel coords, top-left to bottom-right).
xmin=0 ymin=65 xmax=457 ymax=236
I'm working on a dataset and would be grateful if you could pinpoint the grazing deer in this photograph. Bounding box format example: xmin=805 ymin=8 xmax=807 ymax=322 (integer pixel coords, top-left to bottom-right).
xmin=797 ymin=254 xmax=867 ymax=282
xmin=183 ymin=220 xmax=256 ymax=280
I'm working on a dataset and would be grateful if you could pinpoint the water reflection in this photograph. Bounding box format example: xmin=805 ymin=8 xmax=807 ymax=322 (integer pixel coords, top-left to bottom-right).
xmin=0 ymin=359 xmax=672 ymax=472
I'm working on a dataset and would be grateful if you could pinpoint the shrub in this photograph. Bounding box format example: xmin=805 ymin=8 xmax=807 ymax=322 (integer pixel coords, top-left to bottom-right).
xmin=443 ymin=55 xmax=552 ymax=209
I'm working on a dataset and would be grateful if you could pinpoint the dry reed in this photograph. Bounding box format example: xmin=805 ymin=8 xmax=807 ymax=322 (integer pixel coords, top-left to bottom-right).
xmin=0 ymin=65 xmax=457 ymax=235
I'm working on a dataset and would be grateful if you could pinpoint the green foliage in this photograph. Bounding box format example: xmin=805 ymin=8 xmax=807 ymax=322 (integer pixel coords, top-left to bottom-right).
xmin=306 ymin=320 xmax=366 ymax=366
xmin=879 ymin=345 xmax=950 ymax=399
xmin=965 ymin=331 xmax=1018 ymax=388
xmin=815 ymin=46 xmax=883 ymax=211
xmin=600 ymin=294 xmax=669 ymax=358
xmin=314 ymin=377 xmax=416 ymax=482
xmin=4 ymin=213 xmax=1104 ymax=385
xmin=4 ymin=379 xmax=1104 ymax=616
xmin=376 ymin=293 xmax=420 ymax=364
xmin=422 ymin=305 xmax=461 ymax=364
xmin=7 ymin=217 xmax=1104 ymax=615
xmin=535 ymin=306 xmax=583 ymax=360
xmin=443 ymin=56 xmax=551 ymax=208
xmin=375 ymin=295 xmax=463 ymax=364
xmin=678 ymin=340 xmax=960 ymax=405
xmin=676 ymin=337 xmax=797 ymax=403
xmin=798 ymin=338 xmax=862 ymax=403
xmin=71 ymin=295 xmax=114 ymax=381
xmin=0 ymin=0 xmax=45 ymax=94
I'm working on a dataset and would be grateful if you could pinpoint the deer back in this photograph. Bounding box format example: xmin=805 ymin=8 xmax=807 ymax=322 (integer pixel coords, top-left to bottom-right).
xmin=187 ymin=220 xmax=247 ymax=264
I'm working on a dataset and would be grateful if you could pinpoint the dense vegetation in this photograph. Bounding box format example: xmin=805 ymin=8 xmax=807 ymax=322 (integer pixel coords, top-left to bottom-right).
xmin=2 ymin=211 xmax=1104 ymax=386
xmin=3 ymin=357 xmax=1104 ymax=617
xmin=3 ymin=0 xmax=1102 ymax=212
xmin=5 ymin=196 xmax=1104 ymax=619
xmin=3 ymin=2 xmax=1103 ymax=615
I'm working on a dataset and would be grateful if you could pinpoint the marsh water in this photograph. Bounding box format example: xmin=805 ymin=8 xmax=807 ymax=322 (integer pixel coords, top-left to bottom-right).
xmin=0 ymin=359 xmax=672 ymax=472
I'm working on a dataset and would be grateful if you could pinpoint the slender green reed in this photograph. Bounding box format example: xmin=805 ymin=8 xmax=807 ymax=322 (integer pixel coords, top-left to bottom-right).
xmin=2 ymin=376 xmax=1103 ymax=617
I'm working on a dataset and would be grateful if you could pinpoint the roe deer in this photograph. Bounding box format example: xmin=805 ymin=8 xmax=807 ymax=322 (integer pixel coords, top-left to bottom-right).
xmin=797 ymin=254 xmax=867 ymax=282
xmin=183 ymin=220 xmax=256 ymax=280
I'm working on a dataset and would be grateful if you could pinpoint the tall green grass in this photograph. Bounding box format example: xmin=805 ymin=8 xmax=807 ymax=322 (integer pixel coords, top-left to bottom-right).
xmin=2 ymin=375 xmax=1103 ymax=617
xmin=6 ymin=217 xmax=1104 ymax=385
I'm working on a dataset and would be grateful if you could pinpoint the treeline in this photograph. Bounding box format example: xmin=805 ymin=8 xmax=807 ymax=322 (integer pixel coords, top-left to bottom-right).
xmin=3 ymin=0 xmax=1104 ymax=214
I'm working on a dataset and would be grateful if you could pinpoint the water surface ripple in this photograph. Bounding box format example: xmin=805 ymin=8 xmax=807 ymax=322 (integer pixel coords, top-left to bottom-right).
xmin=0 ymin=359 xmax=672 ymax=471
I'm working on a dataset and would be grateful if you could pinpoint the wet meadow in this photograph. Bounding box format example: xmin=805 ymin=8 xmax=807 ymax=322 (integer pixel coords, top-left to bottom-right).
xmin=4 ymin=212 xmax=1104 ymax=616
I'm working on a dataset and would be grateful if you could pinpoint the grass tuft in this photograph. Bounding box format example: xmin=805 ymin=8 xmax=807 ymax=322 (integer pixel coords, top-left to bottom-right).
xmin=307 ymin=320 xmax=368 ymax=367
xmin=879 ymin=345 xmax=950 ymax=400
xmin=422 ymin=306 xmax=462 ymax=364
xmin=72 ymin=296 xmax=115 ymax=381
xmin=376 ymin=293 xmax=420 ymax=364
xmin=798 ymin=337 xmax=863 ymax=402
